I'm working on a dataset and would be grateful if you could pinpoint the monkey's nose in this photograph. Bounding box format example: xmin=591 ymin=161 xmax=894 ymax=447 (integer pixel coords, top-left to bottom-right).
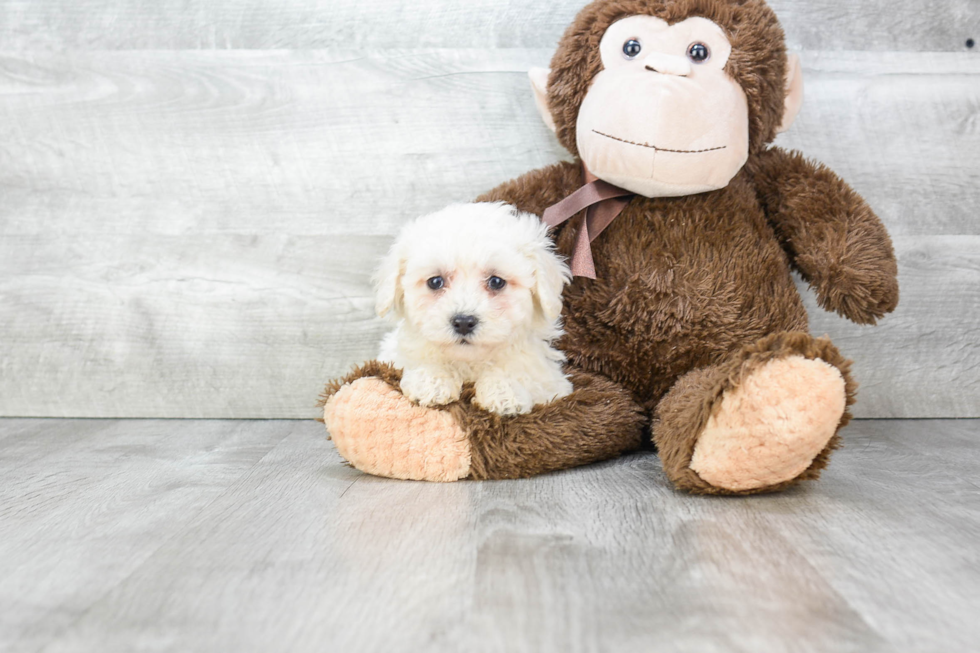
xmin=451 ymin=314 xmax=479 ymax=336
xmin=644 ymin=52 xmax=691 ymax=77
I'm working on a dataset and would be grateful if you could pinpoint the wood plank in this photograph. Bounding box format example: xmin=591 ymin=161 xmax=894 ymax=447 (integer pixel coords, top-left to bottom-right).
xmin=1 ymin=417 xmax=971 ymax=653
xmin=775 ymin=52 xmax=980 ymax=238
xmin=0 ymin=418 xmax=298 ymax=653
xmin=20 ymin=419 xmax=480 ymax=653
xmin=0 ymin=0 xmax=975 ymax=52
xmin=0 ymin=49 xmax=567 ymax=238
xmin=762 ymin=420 xmax=980 ymax=650
xmin=804 ymin=236 xmax=980 ymax=419
xmin=1 ymin=51 xmax=977 ymax=239
xmin=0 ymin=233 xmax=389 ymax=418
xmin=1 ymin=234 xmax=975 ymax=418
xmin=1 ymin=50 xmax=977 ymax=417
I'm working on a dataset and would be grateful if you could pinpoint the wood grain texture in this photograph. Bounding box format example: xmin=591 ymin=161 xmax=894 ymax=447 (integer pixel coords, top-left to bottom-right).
xmin=0 ymin=418 xmax=296 ymax=653
xmin=0 ymin=49 xmax=567 ymax=238
xmin=1 ymin=233 xmax=975 ymax=419
xmin=776 ymin=52 xmax=980 ymax=238
xmin=0 ymin=233 xmax=388 ymax=418
xmin=1 ymin=49 xmax=978 ymax=418
xmin=2 ymin=51 xmax=977 ymax=238
xmin=0 ymin=0 xmax=977 ymax=52
xmin=0 ymin=417 xmax=977 ymax=652
xmin=804 ymin=236 xmax=980 ymax=419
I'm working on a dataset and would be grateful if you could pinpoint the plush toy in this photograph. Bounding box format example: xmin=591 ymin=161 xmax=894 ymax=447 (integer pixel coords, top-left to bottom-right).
xmin=320 ymin=0 xmax=898 ymax=494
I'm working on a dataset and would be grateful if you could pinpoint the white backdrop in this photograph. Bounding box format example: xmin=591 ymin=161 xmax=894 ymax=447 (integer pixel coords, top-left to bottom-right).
xmin=1 ymin=1 xmax=978 ymax=418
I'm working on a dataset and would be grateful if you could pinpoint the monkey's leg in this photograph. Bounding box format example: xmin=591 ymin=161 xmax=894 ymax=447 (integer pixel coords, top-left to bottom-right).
xmin=653 ymin=332 xmax=856 ymax=495
xmin=321 ymin=362 xmax=645 ymax=481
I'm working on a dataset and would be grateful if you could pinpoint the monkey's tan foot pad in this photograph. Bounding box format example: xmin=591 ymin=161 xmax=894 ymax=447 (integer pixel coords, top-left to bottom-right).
xmin=324 ymin=377 xmax=471 ymax=482
xmin=690 ymin=356 xmax=846 ymax=492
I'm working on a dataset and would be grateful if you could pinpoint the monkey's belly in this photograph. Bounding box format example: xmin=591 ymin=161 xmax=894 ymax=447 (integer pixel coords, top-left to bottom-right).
xmin=559 ymin=249 xmax=808 ymax=404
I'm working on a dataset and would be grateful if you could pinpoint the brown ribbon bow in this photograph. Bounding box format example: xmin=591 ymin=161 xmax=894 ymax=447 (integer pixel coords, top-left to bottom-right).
xmin=542 ymin=171 xmax=634 ymax=279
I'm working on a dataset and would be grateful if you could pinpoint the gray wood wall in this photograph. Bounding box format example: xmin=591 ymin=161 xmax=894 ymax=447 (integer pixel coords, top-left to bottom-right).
xmin=1 ymin=1 xmax=978 ymax=419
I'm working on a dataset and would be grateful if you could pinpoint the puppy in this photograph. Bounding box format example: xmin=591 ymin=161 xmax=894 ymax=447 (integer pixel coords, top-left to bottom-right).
xmin=374 ymin=202 xmax=573 ymax=416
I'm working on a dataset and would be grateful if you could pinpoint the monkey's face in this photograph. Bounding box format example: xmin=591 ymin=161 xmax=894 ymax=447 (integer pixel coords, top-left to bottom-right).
xmin=575 ymin=16 xmax=750 ymax=198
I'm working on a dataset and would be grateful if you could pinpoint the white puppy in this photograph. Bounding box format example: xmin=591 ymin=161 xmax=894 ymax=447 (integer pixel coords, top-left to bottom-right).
xmin=375 ymin=202 xmax=573 ymax=416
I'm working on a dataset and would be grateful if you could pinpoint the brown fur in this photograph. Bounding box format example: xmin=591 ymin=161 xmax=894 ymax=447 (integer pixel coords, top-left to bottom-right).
xmin=321 ymin=361 xmax=645 ymax=477
xmin=653 ymin=331 xmax=855 ymax=495
xmin=547 ymin=0 xmax=788 ymax=156
xmin=475 ymin=0 xmax=896 ymax=492
xmin=747 ymin=148 xmax=899 ymax=324
xmin=456 ymin=369 xmax=646 ymax=480
xmin=323 ymin=0 xmax=898 ymax=494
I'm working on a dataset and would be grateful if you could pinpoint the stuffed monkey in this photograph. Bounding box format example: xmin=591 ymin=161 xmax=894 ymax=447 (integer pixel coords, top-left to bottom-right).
xmin=321 ymin=0 xmax=898 ymax=495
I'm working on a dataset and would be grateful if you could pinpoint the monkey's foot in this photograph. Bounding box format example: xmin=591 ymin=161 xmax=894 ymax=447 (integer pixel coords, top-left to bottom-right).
xmin=655 ymin=332 xmax=855 ymax=495
xmin=323 ymin=373 xmax=471 ymax=482
xmin=689 ymin=356 xmax=846 ymax=492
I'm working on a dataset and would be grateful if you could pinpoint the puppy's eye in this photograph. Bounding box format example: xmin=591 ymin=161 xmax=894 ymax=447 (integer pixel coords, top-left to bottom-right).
xmin=426 ymin=276 xmax=444 ymax=291
xmin=687 ymin=42 xmax=710 ymax=63
xmin=623 ymin=39 xmax=642 ymax=59
xmin=487 ymin=276 xmax=507 ymax=291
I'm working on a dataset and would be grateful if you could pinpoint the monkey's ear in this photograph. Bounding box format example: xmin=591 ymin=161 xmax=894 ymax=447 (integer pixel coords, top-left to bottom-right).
xmin=777 ymin=54 xmax=804 ymax=134
xmin=528 ymin=67 xmax=557 ymax=133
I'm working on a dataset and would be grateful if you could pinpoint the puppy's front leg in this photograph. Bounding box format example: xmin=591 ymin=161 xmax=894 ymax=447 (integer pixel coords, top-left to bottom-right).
xmin=400 ymin=366 xmax=463 ymax=407
xmin=474 ymin=373 xmax=535 ymax=416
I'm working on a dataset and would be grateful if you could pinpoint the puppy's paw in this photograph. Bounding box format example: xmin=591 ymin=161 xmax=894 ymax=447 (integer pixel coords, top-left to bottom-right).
xmin=400 ymin=367 xmax=462 ymax=407
xmin=474 ymin=376 xmax=535 ymax=416
xmin=549 ymin=375 xmax=574 ymax=403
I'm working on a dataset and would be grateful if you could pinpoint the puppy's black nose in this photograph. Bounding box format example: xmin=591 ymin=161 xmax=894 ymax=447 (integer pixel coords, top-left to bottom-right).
xmin=451 ymin=314 xmax=479 ymax=336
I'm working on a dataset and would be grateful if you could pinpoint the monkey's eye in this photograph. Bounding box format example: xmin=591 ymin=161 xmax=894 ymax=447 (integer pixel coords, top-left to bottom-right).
xmin=426 ymin=276 xmax=445 ymax=290
xmin=687 ymin=42 xmax=710 ymax=63
xmin=622 ymin=39 xmax=642 ymax=59
xmin=487 ymin=276 xmax=507 ymax=291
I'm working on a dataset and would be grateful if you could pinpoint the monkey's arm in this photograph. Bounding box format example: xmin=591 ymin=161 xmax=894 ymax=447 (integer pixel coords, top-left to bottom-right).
xmin=749 ymin=147 xmax=899 ymax=325
xmin=475 ymin=160 xmax=583 ymax=217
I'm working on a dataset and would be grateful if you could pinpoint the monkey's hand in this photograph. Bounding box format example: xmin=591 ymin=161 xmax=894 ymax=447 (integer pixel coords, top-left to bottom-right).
xmin=750 ymin=147 xmax=899 ymax=325
xmin=793 ymin=212 xmax=900 ymax=325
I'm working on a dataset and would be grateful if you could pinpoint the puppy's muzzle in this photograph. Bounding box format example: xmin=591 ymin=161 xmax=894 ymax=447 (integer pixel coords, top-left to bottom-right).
xmin=451 ymin=314 xmax=479 ymax=337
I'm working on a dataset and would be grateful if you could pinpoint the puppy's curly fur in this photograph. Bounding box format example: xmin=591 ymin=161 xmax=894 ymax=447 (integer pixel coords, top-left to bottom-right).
xmin=374 ymin=203 xmax=573 ymax=416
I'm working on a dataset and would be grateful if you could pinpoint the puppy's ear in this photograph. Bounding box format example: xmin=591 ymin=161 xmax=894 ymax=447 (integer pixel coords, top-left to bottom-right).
xmin=529 ymin=237 xmax=571 ymax=324
xmin=373 ymin=242 xmax=405 ymax=319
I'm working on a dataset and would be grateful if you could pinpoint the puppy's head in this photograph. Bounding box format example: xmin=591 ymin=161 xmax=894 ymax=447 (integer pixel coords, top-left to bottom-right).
xmin=374 ymin=202 xmax=570 ymax=358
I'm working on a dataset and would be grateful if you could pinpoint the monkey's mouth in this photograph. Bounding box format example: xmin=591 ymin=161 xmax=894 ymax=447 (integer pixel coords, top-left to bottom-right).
xmin=592 ymin=130 xmax=726 ymax=154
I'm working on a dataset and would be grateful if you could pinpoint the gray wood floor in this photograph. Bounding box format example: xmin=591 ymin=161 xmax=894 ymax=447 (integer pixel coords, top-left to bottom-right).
xmin=1 ymin=418 xmax=978 ymax=653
